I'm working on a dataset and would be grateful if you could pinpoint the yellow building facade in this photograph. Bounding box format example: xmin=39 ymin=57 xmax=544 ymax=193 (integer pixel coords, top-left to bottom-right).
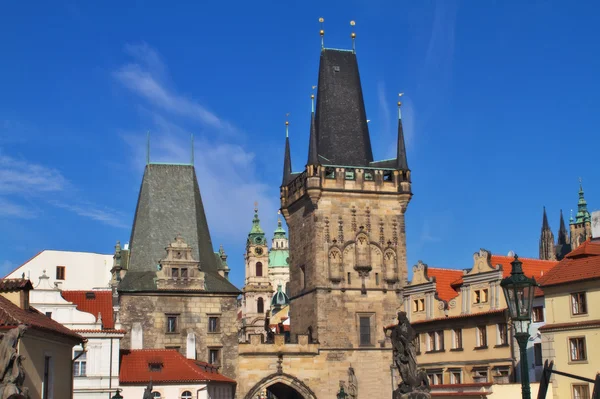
xmin=540 ymin=238 xmax=600 ymax=399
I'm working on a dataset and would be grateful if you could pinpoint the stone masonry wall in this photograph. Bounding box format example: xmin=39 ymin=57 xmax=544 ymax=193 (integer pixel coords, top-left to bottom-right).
xmin=119 ymin=293 xmax=239 ymax=380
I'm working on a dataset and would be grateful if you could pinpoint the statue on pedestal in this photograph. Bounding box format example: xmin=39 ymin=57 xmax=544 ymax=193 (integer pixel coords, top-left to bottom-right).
xmin=384 ymin=312 xmax=430 ymax=399
xmin=0 ymin=325 xmax=29 ymax=399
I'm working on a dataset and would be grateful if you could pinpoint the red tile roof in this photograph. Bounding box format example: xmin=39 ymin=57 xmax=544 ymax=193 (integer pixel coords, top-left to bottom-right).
xmin=450 ymin=255 xmax=558 ymax=297
xmin=0 ymin=279 xmax=33 ymax=292
xmin=426 ymin=268 xmax=463 ymax=302
xmin=539 ymin=240 xmax=600 ymax=287
xmin=0 ymin=295 xmax=83 ymax=342
xmin=62 ymin=290 xmax=115 ymax=329
xmin=119 ymin=349 xmax=236 ymax=384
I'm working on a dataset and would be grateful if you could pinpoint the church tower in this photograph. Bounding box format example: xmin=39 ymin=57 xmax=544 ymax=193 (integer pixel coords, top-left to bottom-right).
xmin=555 ymin=209 xmax=571 ymax=260
xmin=570 ymin=180 xmax=592 ymax=248
xmin=280 ymin=47 xmax=412 ymax=347
xmin=241 ymin=206 xmax=273 ymax=340
xmin=268 ymin=214 xmax=290 ymax=296
xmin=539 ymin=207 xmax=556 ymax=261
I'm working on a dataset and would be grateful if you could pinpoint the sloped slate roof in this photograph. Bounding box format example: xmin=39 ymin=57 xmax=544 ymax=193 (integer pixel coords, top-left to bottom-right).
xmin=0 ymin=295 xmax=83 ymax=342
xmin=119 ymin=349 xmax=235 ymax=384
xmin=314 ymin=49 xmax=373 ymax=167
xmin=120 ymin=164 xmax=239 ymax=294
xmin=62 ymin=290 xmax=115 ymax=329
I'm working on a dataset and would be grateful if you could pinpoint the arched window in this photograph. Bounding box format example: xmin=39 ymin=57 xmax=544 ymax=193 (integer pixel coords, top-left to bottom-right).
xmin=152 ymin=393 xmax=161 ymax=399
xmin=256 ymin=262 xmax=263 ymax=277
xmin=257 ymin=297 xmax=264 ymax=314
xmin=181 ymin=391 xmax=192 ymax=399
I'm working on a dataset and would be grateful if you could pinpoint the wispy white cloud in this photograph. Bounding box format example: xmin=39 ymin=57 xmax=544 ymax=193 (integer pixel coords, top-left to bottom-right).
xmin=0 ymin=154 xmax=69 ymax=194
xmin=51 ymin=201 xmax=130 ymax=229
xmin=0 ymin=197 xmax=35 ymax=219
xmin=114 ymin=43 xmax=235 ymax=133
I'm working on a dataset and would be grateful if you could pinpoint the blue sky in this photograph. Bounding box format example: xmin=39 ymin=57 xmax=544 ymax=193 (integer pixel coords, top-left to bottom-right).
xmin=1 ymin=1 xmax=599 ymax=289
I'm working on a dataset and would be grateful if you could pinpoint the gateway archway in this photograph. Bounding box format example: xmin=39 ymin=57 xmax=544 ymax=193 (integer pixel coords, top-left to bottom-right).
xmin=244 ymin=373 xmax=317 ymax=399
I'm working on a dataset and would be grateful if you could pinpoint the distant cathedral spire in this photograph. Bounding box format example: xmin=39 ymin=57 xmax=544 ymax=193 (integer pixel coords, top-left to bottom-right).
xmin=282 ymin=120 xmax=292 ymax=185
xmin=396 ymin=95 xmax=409 ymax=170
xmin=558 ymin=209 xmax=569 ymax=245
xmin=539 ymin=206 xmax=556 ymax=261
xmin=307 ymin=93 xmax=319 ymax=166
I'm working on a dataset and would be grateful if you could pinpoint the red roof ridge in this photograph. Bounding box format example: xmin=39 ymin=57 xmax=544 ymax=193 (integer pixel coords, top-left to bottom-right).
xmin=62 ymin=289 xmax=112 ymax=293
xmin=426 ymin=266 xmax=464 ymax=272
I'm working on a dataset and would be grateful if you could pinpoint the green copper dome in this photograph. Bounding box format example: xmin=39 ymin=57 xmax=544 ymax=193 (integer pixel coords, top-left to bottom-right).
xmin=573 ymin=180 xmax=591 ymax=225
xmin=271 ymin=284 xmax=289 ymax=308
xmin=273 ymin=217 xmax=287 ymax=239
xmin=247 ymin=207 xmax=266 ymax=246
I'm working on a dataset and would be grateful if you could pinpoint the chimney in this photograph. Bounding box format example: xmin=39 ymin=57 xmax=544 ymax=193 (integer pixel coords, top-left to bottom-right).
xmin=592 ymin=210 xmax=600 ymax=240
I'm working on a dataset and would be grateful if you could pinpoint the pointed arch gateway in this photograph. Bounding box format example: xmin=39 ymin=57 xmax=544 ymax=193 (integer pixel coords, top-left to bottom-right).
xmin=244 ymin=372 xmax=318 ymax=399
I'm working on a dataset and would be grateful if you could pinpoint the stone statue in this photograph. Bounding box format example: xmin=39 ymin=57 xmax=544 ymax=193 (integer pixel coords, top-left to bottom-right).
xmin=0 ymin=325 xmax=29 ymax=399
xmin=346 ymin=366 xmax=358 ymax=399
xmin=384 ymin=312 xmax=430 ymax=399
xmin=142 ymin=380 xmax=153 ymax=399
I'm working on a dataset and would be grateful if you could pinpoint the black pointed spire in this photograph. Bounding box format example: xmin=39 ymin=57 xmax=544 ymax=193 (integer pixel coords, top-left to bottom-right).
xmin=558 ymin=209 xmax=569 ymax=245
xmin=542 ymin=206 xmax=550 ymax=231
xmin=282 ymin=121 xmax=292 ymax=185
xmin=396 ymin=99 xmax=409 ymax=170
xmin=307 ymin=94 xmax=318 ymax=165
xmin=314 ymin=49 xmax=373 ymax=166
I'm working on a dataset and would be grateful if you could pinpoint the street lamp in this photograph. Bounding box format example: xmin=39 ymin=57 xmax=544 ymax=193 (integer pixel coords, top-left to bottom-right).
xmin=111 ymin=389 xmax=124 ymax=399
xmin=501 ymin=255 xmax=537 ymax=399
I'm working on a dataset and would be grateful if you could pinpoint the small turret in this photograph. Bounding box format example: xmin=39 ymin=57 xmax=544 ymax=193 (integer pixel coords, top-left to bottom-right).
xmin=396 ymin=96 xmax=409 ymax=171
xmin=217 ymin=244 xmax=231 ymax=279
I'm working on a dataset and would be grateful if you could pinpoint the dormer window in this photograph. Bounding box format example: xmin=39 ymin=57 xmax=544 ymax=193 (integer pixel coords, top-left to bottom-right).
xmin=148 ymin=362 xmax=163 ymax=372
xmin=85 ymin=292 xmax=96 ymax=300
xmin=172 ymin=268 xmax=179 ymax=278
xmin=181 ymin=268 xmax=188 ymax=278
xmin=473 ymin=289 xmax=488 ymax=304
xmin=412 ymin=298 xmax=425 ymax=313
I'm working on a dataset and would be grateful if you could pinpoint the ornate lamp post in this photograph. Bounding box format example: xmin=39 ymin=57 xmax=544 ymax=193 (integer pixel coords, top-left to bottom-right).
xmin=111 ymin=389 xmax=124 ymax=399
xmin=501 ymin=255 xmax=537 ymax=399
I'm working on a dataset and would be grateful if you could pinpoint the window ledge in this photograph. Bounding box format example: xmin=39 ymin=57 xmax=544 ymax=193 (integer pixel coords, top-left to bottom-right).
xmin=568 ymin=360 xmax=588 ymax=365
xmin=474 ymin=346 xmax=488 ymax=350
xmin=494 ymin=344 xmax=510 ymax=348
xmin=208 ymin=332 xmax=221 ymax=335
xmin=425 ymin=349 xmax=445 ymax=354
xmin=450 ymin=348 xmax=464 ymax=352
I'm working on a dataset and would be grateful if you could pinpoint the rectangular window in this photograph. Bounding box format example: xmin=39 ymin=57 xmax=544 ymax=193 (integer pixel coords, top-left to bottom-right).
xmin=497 ymin=323 xmax=508 ymax=346
xmin=345 ymin=170 xmax=355 ymax=180
xmin=166 ymin=315 xmax=178 ymax=333
xmin=493 ymin=366 xmax=510 ymax=384
xmin=172 ymin=268 xmax=179 ymax=278
xmin=208 ymin=348 xmax=220 ymax=365
xmin=364 ymin=171 xmax=374 ymax=181
xmin=43 ymin=356 xmax=51 ymax=399
xmin=56 ymin=266 xmax=65 ymax=280
xmin=325 ymin=167 xmax=336 ymax=179
xmin=452 ymin=329 xmax=462 ymax=349
xmin=375 ymin=273 xmax=380 ymax=286
xmin=73 ymin=351 xmax=87 ymax=377
xmin=359 ymin=316 xmax=371 ymax=346
xmin=571 ymin=292 xmax=587 ymax=315
xmin=473 ymin=368 xmax=488 ymax=383
xmin=45 ymin=312 xmax=52 ymax=318
xmin=534 ymin=343 xmax=543 ymax=366
xmin=476 ymin=326 xmax=487 ymax=348
xmin=208 ymin=316 xmax=220 ymax=333
xmin=426 ymin=370 xmax=443 ymax=385
xmin=532 ymin=306 xmax=544 ymax=322
xmin=573 ymin=384 xmax=590 ymax=399
xmin=412 ymin=298 xmax=425 ymax=313
xmin=347 ymin=272 xmax=351 ymax=284
xmin=181 ymin=268 xmax=188 ymax=278
xmin=449 ymin=369 xmax=462 ymax=384
xmin=427 ymin=331 xmax=444 ymax=351
xmin=473 ymin=289 xmax=489 ymax=304
xmin=569 ymin=337 xmax=586 ymax=361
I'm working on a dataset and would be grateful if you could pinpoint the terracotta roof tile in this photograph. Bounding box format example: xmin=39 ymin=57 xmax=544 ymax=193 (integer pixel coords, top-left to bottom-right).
xmin=62 ymin=290 xmax=115 ymax=329
xmin=0 ymin=279 xmax=33 ymax=292
xmin=0 ymin=295 xmax=83 ymax=342
xmin=426 ymin=268 xmax=463 ymax=302
xmin=119 ymin=349 xmax=235 ymax=384
xmin=539 ymin=240 xmax=600 ymax=287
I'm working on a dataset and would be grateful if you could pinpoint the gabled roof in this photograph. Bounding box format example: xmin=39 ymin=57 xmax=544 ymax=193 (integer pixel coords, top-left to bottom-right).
xmin=0 ymin=295 xmax=83 ymax=342
xmin=119 ymin=349 xmax=235 ymax=384
xmin=0 ymin=279 xmax=33 ymax=292
xmin=61 ymin=290 xmax=115 ymax=329
xmin=314 ymin=49 xmax=373 ymax=167
xmin=539 ymin=239 xmax=600 ymax=287
xmin=425 ymin=268 xmax=463 ymax=302
xmin=120 ymin=164 xmax=239 ymax=294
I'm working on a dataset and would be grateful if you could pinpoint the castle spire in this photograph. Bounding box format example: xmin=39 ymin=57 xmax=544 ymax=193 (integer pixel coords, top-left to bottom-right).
xmin=558 ymin=209 xmax=569 ymax=245
xmin=282 ymin=120 xmax=292 ymax=185
xmin=307 ymin=93 xmax=319 ymax=165
xmin=542 ymin=206 xmax=550 ymax=231
xmin=574 ymin=178 xmax=591 ymax=224
xmin=396 ymin=95 xmax=409 ymax=170
xmin=539 ymin=206 xmax=556 ymax=261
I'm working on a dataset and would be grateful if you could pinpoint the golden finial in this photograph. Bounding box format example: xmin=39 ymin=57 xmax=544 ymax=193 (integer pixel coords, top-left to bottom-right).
xmin=254 ymin=201 xmax=258 ymax=212
xmin=398 ymin=93 xmax=404 ymax=119
xmin=319 ymin=17 xmax=325 ymax=48
xmin=350 ymin=20 xmax=356 ymax=53
xmin=285 ymin=113 xmax=290 ymax=137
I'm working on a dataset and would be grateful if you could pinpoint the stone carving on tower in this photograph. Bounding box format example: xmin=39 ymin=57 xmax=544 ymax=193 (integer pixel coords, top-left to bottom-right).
xmin=156 ymin=234 xmax=205 ymax=290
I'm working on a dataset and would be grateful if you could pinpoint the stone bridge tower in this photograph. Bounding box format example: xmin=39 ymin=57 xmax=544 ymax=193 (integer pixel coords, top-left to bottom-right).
xmin=280 ymin=47 xmax=412 ymax=349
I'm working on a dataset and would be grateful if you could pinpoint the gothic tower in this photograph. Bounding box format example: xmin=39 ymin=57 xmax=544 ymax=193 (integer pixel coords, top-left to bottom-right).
xmin=241 ymin=206 xmax=273 ymax=340
xmin=539 ymin=207 xmax=556 ymax=261
xmin=280 ymin=48 xmax=411 ymax=347
xmin=570 ymin=180 xmax=592 ymax=248
xmin=555 ymin=209 xmax=571 ymax=260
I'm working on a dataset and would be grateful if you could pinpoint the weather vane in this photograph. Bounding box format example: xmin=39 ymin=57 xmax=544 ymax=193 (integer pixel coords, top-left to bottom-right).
xmin=319 ymin=17 xmax=325 ymax=48
xmin=398 ymin=93 xmax=404 ymax=118
xmin=350 ymin=20 xmax=356 ymax=53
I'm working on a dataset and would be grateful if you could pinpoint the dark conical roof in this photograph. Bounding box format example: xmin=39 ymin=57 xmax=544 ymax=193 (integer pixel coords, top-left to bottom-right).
xmin=314 ymin=49 xmax=373 ymax=166
xmin=542 ymin=206 xmax=550 ymax=231
xmin=307 ymin=110 xmax=318 ymax=165
xmin=396 ymin=105 xmax=409 ymax=170
xmin=119 ymin=163 xmax=239 ymax=293
xmin=558 ymin=209 xmax=569 ymax=244
xmin=282 ymin=135 xmax=292 ymax=185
